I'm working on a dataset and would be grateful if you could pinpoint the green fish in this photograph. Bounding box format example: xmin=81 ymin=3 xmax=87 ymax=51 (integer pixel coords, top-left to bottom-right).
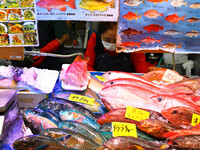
xmin=40 ymin=128 xmax=104 ymax=150
xmin=13 ymin=135 xmax=70 ymax=150
xmin=59 ymin=120 xmax=106 ymax=145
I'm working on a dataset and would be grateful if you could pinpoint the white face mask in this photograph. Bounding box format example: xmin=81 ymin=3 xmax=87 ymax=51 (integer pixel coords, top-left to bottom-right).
xmin=102 ymin=40 xmax=116 ymax=51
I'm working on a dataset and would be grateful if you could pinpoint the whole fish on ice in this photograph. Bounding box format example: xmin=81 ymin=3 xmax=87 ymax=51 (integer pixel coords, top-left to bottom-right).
xmin=36 ymin=0 xmax=76 ymax=12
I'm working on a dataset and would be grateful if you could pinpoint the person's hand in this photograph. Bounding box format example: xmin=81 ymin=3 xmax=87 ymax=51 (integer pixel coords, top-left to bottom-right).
xmin=33 ymin=39 xmax=60 ymax=66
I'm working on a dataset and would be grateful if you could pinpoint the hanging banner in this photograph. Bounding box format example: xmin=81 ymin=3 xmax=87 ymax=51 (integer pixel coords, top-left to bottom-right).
xmin=116 ymin=0 xmax=200 ymax=53
xmin=36 ymin=0 xmax=119 ymax=21
xmin=0 ymin=0 xmax=39 ymax=46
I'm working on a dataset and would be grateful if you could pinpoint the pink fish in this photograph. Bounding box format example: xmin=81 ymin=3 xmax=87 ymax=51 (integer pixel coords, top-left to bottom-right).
xmin=36 ymin=0 xmax=76 ymax=12
xmin=165 ymin=12 xmax=186 ymax=24
xmin=143 ymin=9 xmax=164 ymax=18
xmin=141 ymin=37 xmax=163 ymax=44
xmin=60 ymin=56 xmax=90 ymax=87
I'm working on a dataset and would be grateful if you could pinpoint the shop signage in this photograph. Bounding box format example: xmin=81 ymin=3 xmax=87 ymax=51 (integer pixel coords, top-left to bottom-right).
xmin=68 ymin=93 xmax=95 ymax=105
xmin=191 ymin=113 xmax=200 ymax=126
xmin=116 ymin=0 xmax=200 ymax=53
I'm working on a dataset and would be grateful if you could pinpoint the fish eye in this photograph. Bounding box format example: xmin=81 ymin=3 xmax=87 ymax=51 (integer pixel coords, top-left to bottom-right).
xmin=172 ymin=110 xmax=178 ymax=114
xmin=110 ymin=81 xmax=114 ymax=85
xmin=108 ymin=72 xmax=111 ymax=75
xmin=157 ymin=97 xmax=162 ymax=101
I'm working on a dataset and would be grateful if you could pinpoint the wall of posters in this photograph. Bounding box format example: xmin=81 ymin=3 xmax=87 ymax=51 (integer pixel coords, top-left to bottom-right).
xmin=116 ymin=0 xmax=200 ymax=53
xmin=0 ymin=0 xmax=39 ymax=46
xmin=36 ymin=0 xmax=119 ymax=21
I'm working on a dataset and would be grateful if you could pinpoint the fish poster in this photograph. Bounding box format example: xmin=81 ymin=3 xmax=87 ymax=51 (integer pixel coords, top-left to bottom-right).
xmin=0 ymin=0 xmax=39 ymax=46
xmin=116 ymin=0 xmax=200 ymax=53
xmin=36 ymin=0 xmax=119 ymax=21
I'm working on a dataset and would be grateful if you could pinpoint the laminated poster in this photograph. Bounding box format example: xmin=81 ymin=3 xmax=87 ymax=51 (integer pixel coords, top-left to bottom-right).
xmin=36 ymin=0 xmax=119 ymax=21
xmin=0 ymin=0 xmax=39 ymax=46
xmin=116 ymin=0 xmax=200 ymax=54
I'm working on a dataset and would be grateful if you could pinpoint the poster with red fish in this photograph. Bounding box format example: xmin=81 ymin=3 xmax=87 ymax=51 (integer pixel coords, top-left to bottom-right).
xmin=116 ymin=0 xmax=200 ymax=53
xmin=0 ymin=0 xmax=39 ymax=47
xmin=36 ymin=0 xmax=119 ymax=21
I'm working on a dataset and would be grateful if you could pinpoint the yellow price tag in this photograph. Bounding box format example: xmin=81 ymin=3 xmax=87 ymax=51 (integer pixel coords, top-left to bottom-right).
xmin=68 ymin=94 xmax=95 ymax=105
xmin=112 ymin=122 xmax=137 ymax=138
xmin=162 ymin=69 xmax=183 ymax=83
xmin=125 ymin=106 xmax=150 ymax=122
xmin=95 ymin=75 xmax=105 ymax=82
xmin=191 ymin=113 xmax=200 ymax=126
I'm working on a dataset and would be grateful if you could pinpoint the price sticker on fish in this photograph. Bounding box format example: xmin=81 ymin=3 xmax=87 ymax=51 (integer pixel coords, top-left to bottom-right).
xmin=112 ymin=122 xmax=137 ymax=138
xmin=68 ymin=94 xmax=95 ymax=105
xmin=95 ymin=75 xmax=106 ymax=82
xmin=191 ymin=113 xmax=200 ymax=126
xmin=125 ymin=106 xmax=150 ymax=122
xmin=162 ymin=69 xmax=183 ymax=83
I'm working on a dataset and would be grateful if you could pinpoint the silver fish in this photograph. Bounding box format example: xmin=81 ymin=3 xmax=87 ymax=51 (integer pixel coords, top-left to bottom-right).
xmin=189 ymin=3 xmax=200 ymax=9
xmin=164 ymin=29 xmax=182 ymax=35
xmin=186 ymin=17 xmax=200 ymax=23
xmin=123 ymin=0 xmax=145 ymax=7
xmin=185 ymin=30 xmax=200 ymax=38
xmin=170 ymin=0 xmax=187 ymax=7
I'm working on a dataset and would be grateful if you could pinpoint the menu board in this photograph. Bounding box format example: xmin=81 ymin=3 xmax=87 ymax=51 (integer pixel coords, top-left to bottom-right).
xmin=116 ymin=0 xmax=200 ymax=53
xmin=0 ymin=0 xmax=39 ymax=46
xmin=36 ymin=0 xmax=119 ymax=21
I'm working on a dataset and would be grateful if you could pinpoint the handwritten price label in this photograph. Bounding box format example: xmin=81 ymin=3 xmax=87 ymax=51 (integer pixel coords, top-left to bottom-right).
xmin=191 ymin=113 xmax=200 ymax=126
xmin=125 ymin=106 xmax=150 ymax=122
xmin=162 ymin=69 xmax=183 ymax=83
xmin=95 ymin=75 xmax=106 ymax=82
xmin=112 ymin=122 xmax=137 ymax=138
xmin=68 ymin=94 xmax=95 ymax=105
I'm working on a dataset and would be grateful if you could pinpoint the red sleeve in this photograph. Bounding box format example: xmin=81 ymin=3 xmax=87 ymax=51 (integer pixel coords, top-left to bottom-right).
xmin=130 ymin=53 xmax=149 ymax=73
xmin=84 ymin=33 xmax=97 ymax=71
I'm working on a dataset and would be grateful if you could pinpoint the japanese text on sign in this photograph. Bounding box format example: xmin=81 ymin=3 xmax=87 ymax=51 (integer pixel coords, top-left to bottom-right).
xmin=68 ymin=94 xmax=95 ymax=106
xmin=112 ymin=122 xmax=137 ymax=138
xmin=125 ymin=106 xmax=150 ymax=122
xmin=191 ymin=113 xmax=200 ymax=126
xmin=95 ymin=75 xmax=106 ymax=82
xmin=162 ymin=69 xmax=184 ymax=83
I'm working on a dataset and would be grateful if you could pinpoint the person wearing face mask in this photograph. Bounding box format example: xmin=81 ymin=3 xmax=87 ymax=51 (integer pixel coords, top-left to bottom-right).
xmin=84 ymin=22 xmax=148 ymax=73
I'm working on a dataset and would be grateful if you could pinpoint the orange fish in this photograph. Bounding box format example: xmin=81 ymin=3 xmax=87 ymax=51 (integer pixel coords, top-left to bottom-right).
xmin=122 ymin=11 xmax=142 ymax=21
xmin=143 ymin=9 xmax=164 ymax=18
xmin=120 ymin=41 xmax=141 ymax=47
xmin=141 ymin=37 xmax=163 ymax=44
xmin=36 ymin=0 xmax=76 ymax=12
xmin=165 ymin=12 xmax=186 ymax=24
xmin=143 ymin=24 xmax=164 ymax=32
xmin=147 ymin=0 xmax=168 ymax=4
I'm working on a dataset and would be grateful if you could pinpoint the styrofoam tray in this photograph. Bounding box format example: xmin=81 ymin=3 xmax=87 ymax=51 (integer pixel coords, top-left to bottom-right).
xmin=61 ymin=64 xmax=87 ymax=91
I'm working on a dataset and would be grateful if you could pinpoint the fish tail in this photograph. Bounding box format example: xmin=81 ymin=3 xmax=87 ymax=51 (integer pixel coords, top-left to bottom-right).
xmin=165 ymin=0 xmax=168 ymax=2
xmin=160 ymin=26 xmax=164 ymax=30
xmin=138 ymin=15 xmax=142 ymax=18
xmin=184 ymin=1 xmax=188 ymax=6
xmin=160 ymin=13 xmax=164 ymax=17
xmin=182 ymin=15 xmax=186 ymax=21
xmin=67 ymin=0 xmax=76 ymax=9
xmin=109 ymin=0 xmax=115 ymax=8
xmin=139 ymin=31 xmax=143 ymax=34
xmin=158 ymin=40 xmax=162 ymax=44
xmin=178 ymin=43 xmax=182 ymax=48
xmin=137 ymin=42 xmax=141 ymax=47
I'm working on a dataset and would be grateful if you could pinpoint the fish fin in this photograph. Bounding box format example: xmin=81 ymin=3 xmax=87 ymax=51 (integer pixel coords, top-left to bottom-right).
xmin=160 ymin=13 xmax=164 ymax=17
xmin=165 ymin=0 xmax=168 ymax=2
xmin=184 ymin=1 xmax=188 ymax=6
xmin=35 ymin=145 xmax=49 ymax=149
xmin=129 ymin=19 xmax=132 ymax=21
xmin=135 ymin=12 xmax=137 ymax=15
xmin=158 ymin=40 xmax=162 ymax=44
xmin=174 ymin=12 xmax=177 ymax=15
xmin=137 ymin=42 xmax=141 ymax=47
xmin=160 ymin=26 xmax=164 ymax=30
xmin=67 ymin=0 xmax=76 ymax=9
xmin=58 ymin=135 xmax=71 ymax=141
xmin=60 ymin=7 xmax=66 ymax=11
xmin=182 ymin=15 xmax=186 ymax=21
xmin=109 ymin=0 xmax=115 ymax=8
xmin=138 ymin=15 xmax=142 ymax=18
xmin=47 ymin=8 xmax=51 ymax=12
xmin=136 ymin=18 xmax=138 ymax=20
xmin=178 ymin=43 xmax=182 ymax=48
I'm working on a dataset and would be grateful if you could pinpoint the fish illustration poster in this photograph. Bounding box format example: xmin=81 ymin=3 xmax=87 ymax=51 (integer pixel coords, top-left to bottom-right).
xmin=36 ymin=0 xmax=119 ymax=21
xmin=0 ymin=0 xmax=39 ymax=46
xmin=116 ymin=0 xmax=200 ymax=53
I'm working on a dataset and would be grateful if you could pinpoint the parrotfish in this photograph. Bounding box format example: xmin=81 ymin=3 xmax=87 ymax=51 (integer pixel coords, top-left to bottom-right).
xmin=59 ymin=120 xmax=106 ymax=145
xmin=40 ymin=128 xmax=102 ymax=149
xmin=36 ymin=0 xmax=76 ymax=12
xmin=143 ymin=24 xmax=164 ymax=32
xmin=122 ymin=11 xmax=142 ymax=21
xmin=143 ymin=9 xmax=163 ymax=18
xmin=59 ymin=109 xmax=100 ymax=130
xmin=13 ymin=135 xmax=70 ymax=150
xmin=165 ymin=12 xmax=186 ymax=24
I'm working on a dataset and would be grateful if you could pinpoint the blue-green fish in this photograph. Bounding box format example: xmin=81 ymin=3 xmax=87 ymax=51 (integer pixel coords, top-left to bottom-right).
xmin=40 ymin=128 xmax=104 ymax=150
xmin=59 ymin=120 xmax=106 ymax=145
xmin=59 ymin=109 xmax=100 ymax=130
xmin=13 ymin=135 xmax=70 ymax=150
